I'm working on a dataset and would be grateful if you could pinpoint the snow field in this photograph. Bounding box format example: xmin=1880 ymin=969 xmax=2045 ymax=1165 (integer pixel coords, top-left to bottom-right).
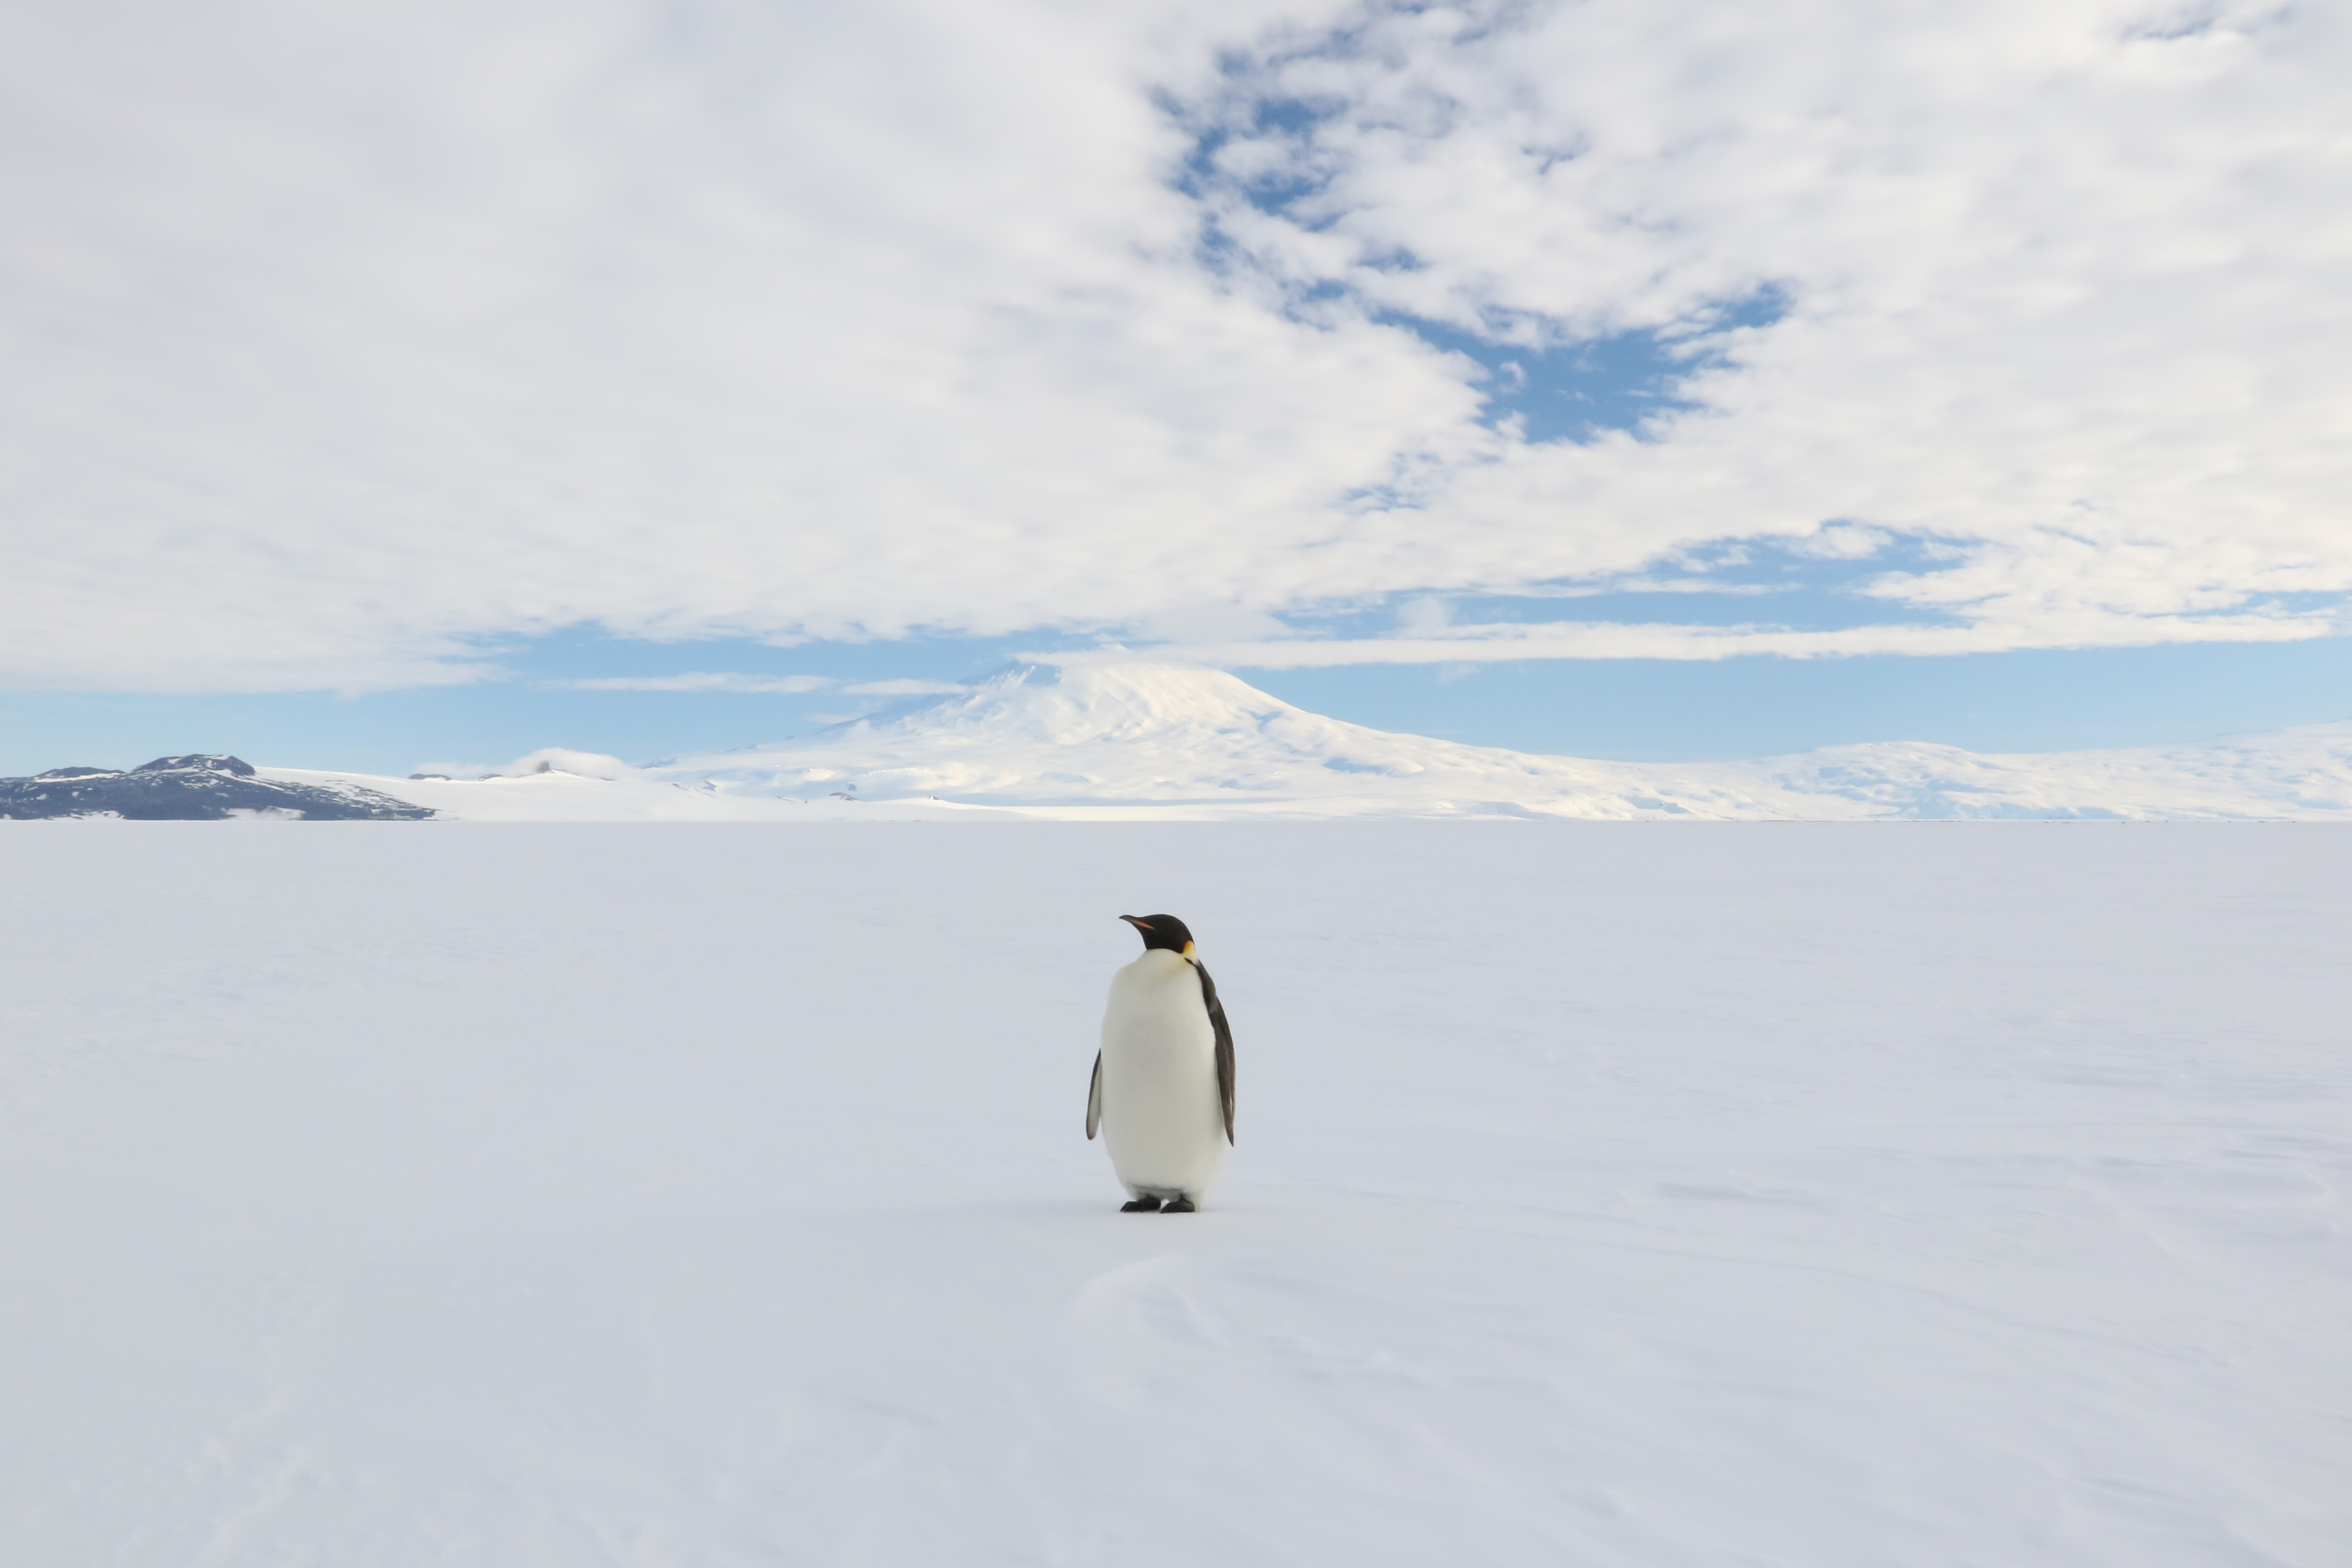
xmin=1 ymin=823 xmax=2346 ymax=1564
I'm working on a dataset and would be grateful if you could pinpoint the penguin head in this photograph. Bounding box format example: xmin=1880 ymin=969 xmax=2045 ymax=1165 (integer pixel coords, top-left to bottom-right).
xmin=1120 ymin=913 xmax=1196 ymax=957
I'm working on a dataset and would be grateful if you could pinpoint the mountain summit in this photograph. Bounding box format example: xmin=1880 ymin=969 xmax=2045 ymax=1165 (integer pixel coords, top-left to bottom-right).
xmin=631 ymin=662 xmax=2352 ymax=820
xmin=655 ymin=661 xmax=1597 ymax=811
xmin=650 ymin=661 xmax=1680 ymax=815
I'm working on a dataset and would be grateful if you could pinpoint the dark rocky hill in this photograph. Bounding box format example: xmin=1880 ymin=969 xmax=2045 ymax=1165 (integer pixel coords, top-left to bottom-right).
xmin=0 ymin=755 xmax=434 ymax=821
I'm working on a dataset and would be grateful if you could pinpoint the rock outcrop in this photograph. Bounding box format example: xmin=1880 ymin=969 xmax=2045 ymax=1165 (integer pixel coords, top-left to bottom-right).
xmin=0 ymin=755 xmax=435 ymax=820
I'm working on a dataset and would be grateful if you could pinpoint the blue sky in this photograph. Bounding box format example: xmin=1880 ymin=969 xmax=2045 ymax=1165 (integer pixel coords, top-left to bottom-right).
xmin=3 ymin=0 xmax=2346 ymax=778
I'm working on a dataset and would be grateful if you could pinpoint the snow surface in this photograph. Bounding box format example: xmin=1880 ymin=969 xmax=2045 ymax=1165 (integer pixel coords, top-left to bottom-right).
xmin=3 ymin=823 xmax=2345 ymax=1565
xmin=267 ymin=765 xmax=1017 ymax=823
xmin=276 ymin=664 xmax=2352 ymax=821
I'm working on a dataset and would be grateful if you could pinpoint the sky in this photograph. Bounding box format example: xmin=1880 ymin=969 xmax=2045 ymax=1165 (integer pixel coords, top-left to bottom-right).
xmin=3 ymin=0 xmax=2348 ymax=774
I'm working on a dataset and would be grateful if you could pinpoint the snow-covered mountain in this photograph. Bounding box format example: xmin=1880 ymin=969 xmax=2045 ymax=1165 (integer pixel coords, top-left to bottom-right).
xmin=1 ymin=753 xmax=431 ymax=820
xmin=291 ymin=660 xmax=2352 ymax=821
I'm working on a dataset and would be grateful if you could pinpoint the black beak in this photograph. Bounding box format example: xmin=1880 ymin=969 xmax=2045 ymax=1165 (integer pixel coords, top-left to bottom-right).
xmin=1119 ymin=914 xmax=1152 ymax=930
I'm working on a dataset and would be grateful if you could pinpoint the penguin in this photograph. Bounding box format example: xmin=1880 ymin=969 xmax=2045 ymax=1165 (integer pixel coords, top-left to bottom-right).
xmin=1087 ymin=913 xmax=1235 ymax=1213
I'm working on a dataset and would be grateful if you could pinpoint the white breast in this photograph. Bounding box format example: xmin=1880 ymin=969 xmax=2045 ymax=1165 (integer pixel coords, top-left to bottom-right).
xmin=1098 ymin=949 xmax=1227 ymax=1200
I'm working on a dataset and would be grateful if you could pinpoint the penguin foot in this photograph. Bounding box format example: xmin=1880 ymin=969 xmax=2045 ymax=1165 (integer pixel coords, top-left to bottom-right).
xmin=1161 ymin=1197 xmax=1197 ymax=1213
xmin=1120 ymin=1197 xmax=1162 ymax=1213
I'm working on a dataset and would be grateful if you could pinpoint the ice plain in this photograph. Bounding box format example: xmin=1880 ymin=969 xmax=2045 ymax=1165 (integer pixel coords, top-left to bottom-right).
xmin=2 ymin=822 xmax=2346 ymax=1566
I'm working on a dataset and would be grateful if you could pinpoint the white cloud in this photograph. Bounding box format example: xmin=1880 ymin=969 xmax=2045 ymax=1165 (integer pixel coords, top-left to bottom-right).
xmin=1129 ymin=602 xmax=1295 ymax=644
xmin=561 ymin=673 xmax=835 ymax=693
xmin=555 ymin=669 xmax=964 ymax=700
xmin=1130 ymin=609 xmax=2340 ymax=669
xmin=840 ymin=679 xmax=970 ymax=696
xmin=1186 ymin=0 xmax=2352 ymax=647
xmin=1789 ymin=526 xmax=1892 ymax=563
xmin=1394 ymin=596 xmax=1451 ymax=636
xmin=0 ymin=0 xmax=2345 ymax=689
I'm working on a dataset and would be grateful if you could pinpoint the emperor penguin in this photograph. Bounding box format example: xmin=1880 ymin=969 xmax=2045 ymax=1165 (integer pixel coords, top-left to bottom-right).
xmin=1087 ymin=914 xmax=1236 ymax=1213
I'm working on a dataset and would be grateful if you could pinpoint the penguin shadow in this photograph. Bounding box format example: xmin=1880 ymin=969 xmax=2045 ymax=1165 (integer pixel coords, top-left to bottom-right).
xmin=1069 ymin=1253 xmax=1232 ymax=1352
xmin=937 ymin=1195 xmax=1273 ymax=1231
xmin=879 ymin=1195 xmax=1267 ymax=1254
xmin=857 ymin=1196 xmax=1268 ymax=1351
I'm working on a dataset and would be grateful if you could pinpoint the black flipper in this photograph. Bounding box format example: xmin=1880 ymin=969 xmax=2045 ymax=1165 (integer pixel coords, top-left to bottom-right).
xmin=1086 ymin=1050 xmax=1103 ymax=1140
xmin=1191 ymin=959 xmax=1236 ymax=1144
